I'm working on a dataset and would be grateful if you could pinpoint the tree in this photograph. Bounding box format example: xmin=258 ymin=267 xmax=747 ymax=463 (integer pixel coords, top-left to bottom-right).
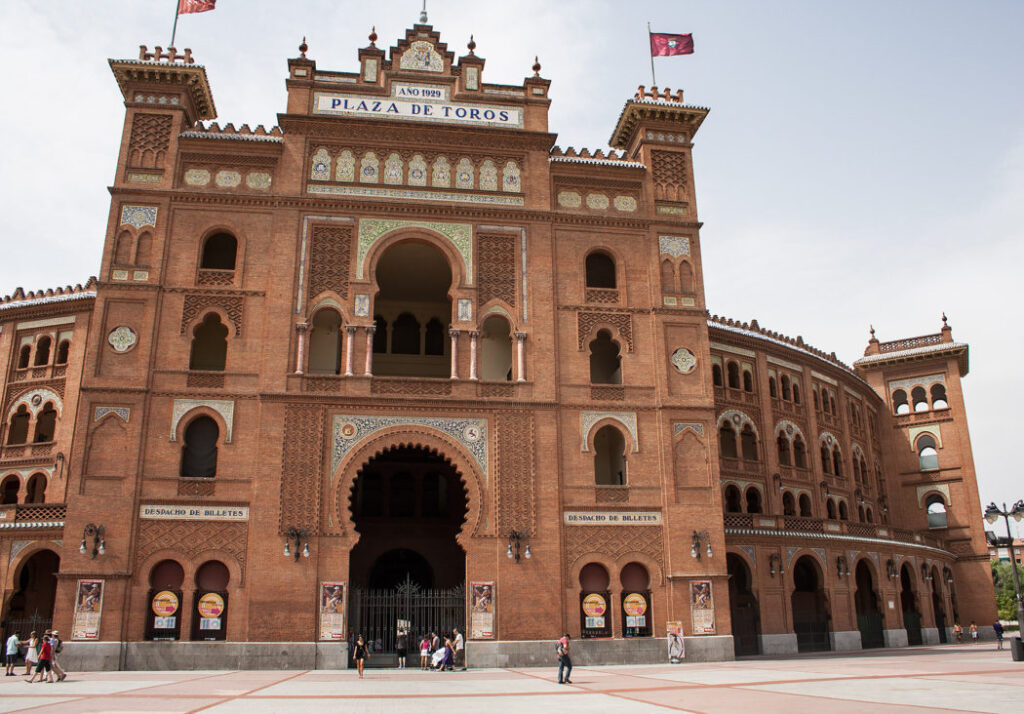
xmin=991 ymin=560 xmax=1024 ymax=623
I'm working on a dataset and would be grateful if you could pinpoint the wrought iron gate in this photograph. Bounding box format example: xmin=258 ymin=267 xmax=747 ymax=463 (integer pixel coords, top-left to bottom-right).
xmin=1 ymin=610 xmax=52 ymax=658
xmin=349 ymin=575 xmax=464 ymax=658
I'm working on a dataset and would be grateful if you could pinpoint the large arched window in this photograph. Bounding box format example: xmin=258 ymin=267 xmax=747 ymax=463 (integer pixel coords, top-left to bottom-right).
xmin=740 ymin=425 xmax=758 ymax=461
xmin=593 ymin=425 xmax=626 ymax=485
xmin=589 ymin=329 xmax=622 ymax=384
xmin=200 ymin=232 xmax=237 ymax=270
xmin=726 ymin=361 xmax=740 ymax=389
xmin=930 ymin=384 xmax=948 ymax=409
xmin=307 ymin=309 xmax=343 ymax=374
xmin=25 ymin=473 xmax=46 ymax=503
xmin=838 ymin=500 xmax=849 ymax=521
xmin=33 ymin=402 xmax=57 ymax=443
xmin=777 ymin=434 xmax=792 ymax=465
xmin=34 ymin=336 xmax=52 ymax=366
xmin=724 ymin=485 xmax=742 ymax=513
xmin=712 ymin=363 xmax=723 ymax=387
xmin=7 ymin=405 xmax=30 ymax=445
xmin=17 ymin=345 xmax=31 ymax=369
xmin=745 ymin=487 xmax=763 ymax=514
xmin=799 ymin=493 xmax=813 ymax=517
xmin=892 ymin=389 xmax=910 ymax=415
xmin=793 ymin=436 xmax=807 ymax=469
xmin=782 ymin=491 xmax=796 ymax=516
xmin=719 ymin=422 xmax=738 ymax=459
xmin=479 ymin=315 xmax=512 ymax=381
xmin=826 ymin=498 xmax=837 ymax=520
xmin=832 ymin=447 xmax=843 ymax=478
xmin=189 ymin=313 xmax=228 ymax=371
xmin=424 ymin=317 xmax=445 ymax=356
xmin=391 ymin=312 xmax=421 ymax=354
xmin=925 ymin=494 xmax=947 ymax=528
xmin=911 ymin=386 xmax=928 ymax=412
xmin=820 ymin=443 xmax=832 ymax=474
xmin=372 ymin=315 xmax=388 ymax=353
xmin=917 ymin=434 xmax=939 ymax=471
xmin=180 ymin=416 xmax=219 ymax=478
xmin=1 ymin=475 xmax=20 ymax=504
xmin=585 ymin=252 xmax=616 ymax=288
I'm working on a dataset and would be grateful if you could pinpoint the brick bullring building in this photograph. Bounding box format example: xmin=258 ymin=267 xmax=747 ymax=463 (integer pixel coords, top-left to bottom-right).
xmin=0 ymin=24 xmax=996 ymax=669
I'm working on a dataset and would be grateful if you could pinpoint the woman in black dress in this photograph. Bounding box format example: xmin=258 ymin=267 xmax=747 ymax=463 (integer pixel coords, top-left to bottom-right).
xmin=352 ymin=635 xmax=369 ymax=678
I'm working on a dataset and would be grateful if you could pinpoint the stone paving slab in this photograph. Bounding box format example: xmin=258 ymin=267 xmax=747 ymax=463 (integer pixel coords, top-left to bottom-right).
xmin=0 ymin=645 xmax=1018 ymax=713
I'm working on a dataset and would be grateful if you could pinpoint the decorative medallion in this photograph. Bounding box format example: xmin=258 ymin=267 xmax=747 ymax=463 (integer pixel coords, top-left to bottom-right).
xmin=462 ymin=424 xmax=482 ymax=443
xmin=119 ymin=205 xmax=157 ymax=229
xmin=399 ymin=41 xmax=444 ymax=72
xmin=107 ymin=326 xmax=137 ymax=353
xmin=184 ymin=169 xmax=211 ymax=186
xmin=215 ymin=170 xmax=242 ymax=188
xmin=613 ymin=196 xmax=638 ymax=212
xmin=557 ymin=191 xmax=581 ymax=208
xmin=659 ymin=236 xmax=691 ymax=257
xmin=586 ymin=193 xmax=610 ymax=210
xmin=30 ymin=395 xmax=42 ymax=407
xmin=670 ymin=347 xmax=697 ymax=374
xmin=246 ymin=172 xmax=272 ymax=189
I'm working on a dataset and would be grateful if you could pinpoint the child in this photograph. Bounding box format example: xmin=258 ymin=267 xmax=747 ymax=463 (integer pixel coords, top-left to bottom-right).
xmin=419 ymin=634 xmax=431 ymax=670
xmin=969 ymin=622 xmax=978 ymax=644
xmin=26 ymin=635 xmax=54 ymax=684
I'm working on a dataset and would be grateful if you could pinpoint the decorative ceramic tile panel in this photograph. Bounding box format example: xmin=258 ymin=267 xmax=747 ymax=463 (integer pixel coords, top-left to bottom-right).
xmin=357 ymin=219 xmax=473 ymax=283
xmin=502 ymin=161 xmax=521 ymax=192
xmin=359 ymin=152 xmax=379 ymax=183
xmin=888 ymin=374 xmax=946 ymax=392
xmin=457 ymin=298 xmax=473 ymax=322
xmin=9 ymin=388 xmax=62 ymax=417
xmin=774 ymin=420 xmax=806 ymax=440
xmin=740 ymin=545 xmax=756 ymax=564
xmin=311 ymin=148 xmax=331 ymax=180
xmin=310 ymin=184 xmax=523 ymax=207
xmin=332 ymin=414 xmax=488 ymax=481
xmin=673 ymin=422 xmax=704 ymax=438
xmin=336 ymin=150 xmax=355 ymax=182
xmin=112 ymin=270 xmax=130 ymax=281
xmin=456 ymin=158 xmax=474 ymax=189
xmin=581 ymin=411 xmax=639 ymax=452
xmin=184 ymin=169 xmax=211 ymax=186
xmin=432 ymin=156 xmax=451 ymax=187
xmin=614 ymin=196 xmax=637 ymax=212
xmin=170 ymin=399 xmax=235 ymax=443
xmin=363 ymin=58 xmax=378 ymax=82
xmin=94 ymin=406 xmax=130 ymax=422
xmin=107 ymin=326 xmax=137 ymax=353
xmin=657 ymin=205 xmax=687 ymax=216
xmin=479 ymin=160 xmax=497 ymax=191
xmin=120 ymin=205 xmax=157 ymax=229
xmin=586 ymin=193 xmax=610 ymax=210
xmin=408 ymin=155 xmax=427 ymax=186
xmin=354 ymin=294 xmax=370 ymax=317
xmin=215 ymin=170 xmax=241 ymax=188
xmin=557 ymin=191 xmax=581 ymax=208
xmin=246 ymin=172 xmax=272 ymax=189
xmin=465 ymin=66 xmax=479 ymax=90
xmin=400 ymin=41 xmax=444 ymax=72
xmin=670 ymin=347 xmax=696 ymax=374
xmin=659 ymin=236 xmax=691 ymax=257
xmin=384 ymin=153 xmax=403 ymax=185
xmin=719 ymin=409 xmax=757 ymax=434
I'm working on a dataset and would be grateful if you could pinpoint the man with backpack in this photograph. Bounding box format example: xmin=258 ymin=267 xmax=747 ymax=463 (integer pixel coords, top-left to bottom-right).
xmin=556 ymin=633 xmax=572 ymax=684
xmin=46 ymin=630 xmax=66 ymax=682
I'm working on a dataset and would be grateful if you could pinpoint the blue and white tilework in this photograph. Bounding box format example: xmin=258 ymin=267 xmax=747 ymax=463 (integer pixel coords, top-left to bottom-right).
xmin=120 ymin=205 xmax=157 ymax=229
xmin=673 ymin=422 xmax=704 ymax=438
xmin=659 ymin=236 xmax=690 ymax=257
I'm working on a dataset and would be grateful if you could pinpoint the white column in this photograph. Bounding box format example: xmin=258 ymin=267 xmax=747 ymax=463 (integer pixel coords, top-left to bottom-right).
xmin=364 ymin=324 xmax=375 ymax=376
xmin=344 ymin=325 xmax=357 ymax=376
xmin=468 ymin=330 xmax=479 ymax=380
xmin=449 ymin=329 xmax=461 ymax=380
xmin=515 ymin=331 xmax=527 ymax=382
xmin=295 ymin=323 xmax=308 ymax=374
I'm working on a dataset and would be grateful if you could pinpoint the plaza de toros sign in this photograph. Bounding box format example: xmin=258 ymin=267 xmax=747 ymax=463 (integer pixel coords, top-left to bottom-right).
xmin=139 ymin=504 xmax=250 ymax=521
xmin=313 ymin=82 xmax=523 ymax=129
xmin=563 ymin=511 xmax=663 ymax=525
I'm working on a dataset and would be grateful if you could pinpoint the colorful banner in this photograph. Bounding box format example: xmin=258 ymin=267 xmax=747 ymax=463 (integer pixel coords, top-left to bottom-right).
xmin=582 ymin=592 xmax=607 ymax=629
xmin=667 ymin=621 xmax=686 ymax=662
xmin=470 ymin=582 xmax=495 ymax=639
xmin=623 ymin=592 xmax=647 ymax=629
xmin=319 ymin=582 xmax=346 ymax=641
xmin=690 ymin=580 xmax=715 ymax=635
xmin=72 ymin=579 xmax=104 ymax=640
xmin=152 ymin=590 xmax=179 ymax=630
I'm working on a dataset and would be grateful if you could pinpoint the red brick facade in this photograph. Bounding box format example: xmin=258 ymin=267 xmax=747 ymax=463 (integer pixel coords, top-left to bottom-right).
xmin=0 ymin=25 xmax=995 ymax=667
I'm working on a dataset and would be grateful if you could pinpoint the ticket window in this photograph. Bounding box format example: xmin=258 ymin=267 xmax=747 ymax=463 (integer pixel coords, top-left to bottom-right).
xmin=621 ymin=562 xmax=652 ymax=638
xmin=146 ymin=560 xmax=184 ymax=641
xmin=191 ymin=560 xmax=230 ymax=641
xmin=579 ymin=562 xmax=612 ymax=638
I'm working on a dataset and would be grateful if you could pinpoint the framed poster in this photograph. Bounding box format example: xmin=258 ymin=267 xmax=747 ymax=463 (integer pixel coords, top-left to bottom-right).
xmin=72 ymin=579 xmax=104 ymax=640
xmin=690 ymin=580 xmax=715 ymax=635
xmin=319 ymin=582 xmax=347 ymax=641
xmin=667 ymin=621 xmax=686 ymax=662
xmin=470 ymin=581 xmax=495 ymax=639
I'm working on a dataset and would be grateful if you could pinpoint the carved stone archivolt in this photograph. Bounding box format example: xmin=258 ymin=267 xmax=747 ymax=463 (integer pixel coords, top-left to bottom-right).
xmin=181 ymin=294 xmax=244 ymax=335
xmin=280 ymin=404 xmax=325 ymax=533
xmin=494 ymin=412 xmax=536 ymax=535
xmin=563 ymin=525 xmax=664 ymax=579
xmin=577 ymin=311 xmax=633 ymax=351
xmin=136 ymin=519 xmax=248 ymax=580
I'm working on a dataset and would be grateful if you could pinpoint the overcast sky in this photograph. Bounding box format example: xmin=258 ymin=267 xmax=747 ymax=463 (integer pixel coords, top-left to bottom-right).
xmin=0 ymin=1 xmax=1020 ymax=530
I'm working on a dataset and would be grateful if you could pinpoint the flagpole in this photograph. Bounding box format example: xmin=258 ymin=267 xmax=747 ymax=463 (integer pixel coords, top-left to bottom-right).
xmin=170 ymin=1 xmax=181 ymax=47
xmin=647 ymin=22 xmax=657 ymax=87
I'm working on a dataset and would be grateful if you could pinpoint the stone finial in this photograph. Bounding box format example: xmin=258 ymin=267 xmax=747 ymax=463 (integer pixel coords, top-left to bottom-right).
xmin=532 ymin=56 xmax=541 ymax=76
xmin=941 ymin=312 xmax=948 ymax=326
xmin=467 ymin=34 xmax=476 ymax=54
xmin=940 ymin=312 xmax=953 ymax=342
xmin=299 ymin=37 xmax=308 ymax=57
xmin=369 ymin=26 xmax=377 ymax=46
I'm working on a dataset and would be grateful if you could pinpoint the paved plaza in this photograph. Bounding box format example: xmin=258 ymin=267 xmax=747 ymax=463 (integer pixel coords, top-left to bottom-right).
xmin=0 ymin=645 xmax=1020 ymax=713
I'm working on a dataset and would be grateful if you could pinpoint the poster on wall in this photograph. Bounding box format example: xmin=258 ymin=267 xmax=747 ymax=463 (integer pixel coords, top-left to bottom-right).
xmin=319 ymin=582 xmax=347 ymax=641
xmin=689 ymin=580 xmax=715 ymax=635
xmin=667 ymin=621 xmax=686 ymax=662
xmin=72 ymin=579 xmax=104 ymax=640
xmin=197 ymin=592 xmax=225 ymax=630
xmin=152 ymin=590 xmax=179 ymax=631
xmin=582 ymin=593 xmax=607 ymax=629
xmin=470 ymin=582 xmax=495 ymax=639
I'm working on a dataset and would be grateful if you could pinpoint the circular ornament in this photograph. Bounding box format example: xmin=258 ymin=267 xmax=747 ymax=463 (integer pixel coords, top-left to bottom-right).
xmin=585 ymin=193 xmax=610 ymax=210
xmin=582 ymin=593 xmax=607 ymax=617
xmin=462 ymin=425 xmax=482 ymax=443
xmin=31 ymin=394 xmax=42 ymax=407
xmin=197 ymin=592 xmax=224 ymax=618
xmin=152 ymin=590 xmax=179 ymax=616
xmin=107 ymin=326 xmax=137 ymax=353
xmin=670 ymin=347 xmax=697 ymax=374
xmin=340 ymin=422 xmax=358 ymax=440
xmin=623 ymin=593 xmax=647 ymax=616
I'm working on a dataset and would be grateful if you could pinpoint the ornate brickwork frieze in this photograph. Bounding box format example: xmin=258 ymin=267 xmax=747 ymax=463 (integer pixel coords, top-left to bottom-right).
xmin=127 ymin=113 xmax=172 ymax=169
xmin=136 ymin=519 xmax=248 ymax=581
xmin=478 ymin=234 xmax=516 ymax=307
xmin=357 ymin=218 xmax=473 ymax=283
xmin=563 ymin=525 xmax=664 ymax=579
xmin=180 ymin=294 xmax=244 ymax=335
xmin=494 ymin=412 xmax=536 ymax=535
xmin=577 ymin=311 xmax=633 ymax=351
xmin=280 ymin=404 xmax=325 ymax=533
xmin=308 ymin=225 xmax=352 ymax=303
xmin=651 ymin=150 xmax=688 ymax=202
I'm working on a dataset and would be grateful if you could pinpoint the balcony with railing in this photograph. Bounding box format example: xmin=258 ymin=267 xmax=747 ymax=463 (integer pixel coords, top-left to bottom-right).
xmin=722 ymin=513 xmax=948 ymax=552
xmin=0 ymin=502 xmax=66 ymax=529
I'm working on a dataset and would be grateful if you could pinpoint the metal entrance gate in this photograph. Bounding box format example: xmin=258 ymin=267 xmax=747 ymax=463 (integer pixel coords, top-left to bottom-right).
xmin=349 ymin=575 xmax=464 ymax=663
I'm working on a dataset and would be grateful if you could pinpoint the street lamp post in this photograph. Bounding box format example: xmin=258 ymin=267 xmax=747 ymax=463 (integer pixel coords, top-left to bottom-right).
xmin=984 ymin=500 xmax=1024 ymax=640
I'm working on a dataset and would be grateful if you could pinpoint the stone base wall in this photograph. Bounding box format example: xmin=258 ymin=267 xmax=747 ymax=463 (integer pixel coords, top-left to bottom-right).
xmin=830 ymin=630 xmax=862 ymax=651
xmin=883 ymin=629 xmax=909 ymax=648
xmin=59 ymin=642 xmax=351 ymax=672
xmin=759 ymin=633 xmax=798 ymax=655
xmin=467 ymin=636 xmax=734 ymax=668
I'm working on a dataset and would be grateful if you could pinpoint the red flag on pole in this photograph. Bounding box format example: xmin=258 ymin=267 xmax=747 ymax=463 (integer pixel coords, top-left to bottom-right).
xmin=178 ymin=0 xmax=216 ymax=14
xmin=650 ymin=32 xmax=694 ymax=57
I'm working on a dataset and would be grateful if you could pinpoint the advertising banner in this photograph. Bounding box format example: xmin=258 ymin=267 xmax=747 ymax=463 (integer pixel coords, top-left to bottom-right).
xmin=319 ymin=582 xmax=347 ymax=641
xmin=470 ymin=582 xmax=495 ymax=639
xmin=582 ymin=592 xmax=607 ymax=630
xmin=197 ymin=592 xmax=225 ymax=630
xmin=151 ymin=590 xmax=179 ymax=631
xmin=72 ymin=579 xmax=104 ymax=640
xmin=690 ymin=580 xmax=715 ymax=635
xmin=667 ymin=621 xmax=686 ymax=662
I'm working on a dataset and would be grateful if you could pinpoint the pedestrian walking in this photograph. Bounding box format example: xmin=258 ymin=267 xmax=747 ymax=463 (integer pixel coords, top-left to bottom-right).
xmin=953 ymin=622 xmax=963 ymax=643
xmin=396 ymin=629 xmax=408 ymax=669
xmin=47 ymin=630 xmax=66 ymax=681
xmin=25 ymin=635 xmax=54 ymax=683
xmin=419 ymin=634 xmax=430 ymax=669
xmin=431 ymin=631 xmax=440 ymax=654
xmin=993 ymin=621 xmax=1004 ymax=650
xmin=4 ymin=632 xmax=19 ymax=676
xmin=969 ymin=621 xmax=978 ymax=644
xmin=351 ymin=635 xmax=369 ymax=678
xmin=441 ymin=634 xmax=454 ymax=671
xmin=23 ymin=632 xmax=38 ymax=676
xmin=556 ymin=633 xmax=572 ymax=684
xmin=453 ymin=627 xmax=466 ymax=670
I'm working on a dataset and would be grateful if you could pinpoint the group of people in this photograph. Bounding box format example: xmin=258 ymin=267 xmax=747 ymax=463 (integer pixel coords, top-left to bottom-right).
xmin=4 ymin=629 xmax=67 ymax=683
xmin=952 ymin=620 xmax=1007 ymax=648
xmin=349 ymin=627 xmax=466 ymax=678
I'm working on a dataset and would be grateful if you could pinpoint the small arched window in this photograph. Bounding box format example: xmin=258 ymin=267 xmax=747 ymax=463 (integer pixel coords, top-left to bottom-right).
xmin=1 ymin=475 xmax=19 ymax=505
xmin=813 ymin=389 xmax=820 ymax=411
xmin=114 ymin=230 xmax=133 ymax=265
xmin=745 ymin=487 xmax=763 ymax=514
xmin=17 ymin=345 xmax=31 ymax=369
xmin=200 ymin=232 xmax=237 ymax=270
xmin=7 ymin=405 xmax=30 ymax=445
xmin=859 ymin=457 xmax=868 ymax=483
xmin=584 ymin=252 xmax=616 ymax=288
xmin=372 ymin=315 xmax=388 ymax=353
xmin=930 ymin=384 xmax=948 ymax=409
xmin=793 ymin=436 xmax=807 ymax=469
xmin=719 ymin=422 xmax=738 ymax=459
xmin=866 ymin=507 xmax=874 ymax=523
xmin=799 ymin=493 xmax=812 ymax=517
xmin=829 ymin=393 xmax=837 ymax=415
xmin=480 ymin=315 xmax=513 ymax=381
xmin=826 ymin=499 xmax=837 ymax=520
xmin=55 ymin=340 xmax=71 ymax=365
xmin=189 ymin=313 xmax=228 ymax=371
xmin=679 ymin=261 xmax=694 ymax=294
xmin=917 ymin=434 xmax=939 ymax=471
xmin=792 ymin=382 xmax=801 ymax=404
xmin=424 ymin=317 xmax=445 ymax=356
xmin=838 ymin=500 xmax=849 ymax=521
xmin=782 ymin=491 xmax=796 ymax=516
xmin=180 ymin=416 xmax=219 ymax=478
xmin=391 ymin=312 xmax=421 ymax=354
xmin=832 ymin=447 xmax=842 ymax=478
xmin=781 ymin=375 xmax=791 ymax=401
xmin=660 ymin=260 xmax=674 ymax=294
xmin=820 ymin=443 xmax=832 ymax=474
xmin=724 ymin=484 xmax=742 ymax=513
xmin=33 ymin=402 xmax=57 ymax=443
xmin=726 ymin=361 xmax=740 ymax=389
xmin=742 ymin=370 xmax=754 ymax=392
xmin=712 ymin=363 xmax=723 ymax=387
xmin=307 ymin=309 xmax=343 ymax=374
xmin=593 ymin=425 xmax=626 ymax=485
xmin=777 ymin=433 xmax=791 ymax=465
xmin=135 ymin=232 xmax=152 ymax=266
xmin=740 ymin=425 xmax=758 ymax=461
xmin=892 ymin=389 xmax=910 ymax=414
xmin=589 ymin=329 xmax=622 ymax=384
xmin=25 ymin=473 xmax=46 ymax=504
xmin=769 ymin=376 xmax=777 ymax=398
xmin=858 ymin=504 xmax=866 ymax=522
xmin=911 ymin=386 xmax=928 ymax=412
xmin=34 ymin=336 xmax=52 ymax=366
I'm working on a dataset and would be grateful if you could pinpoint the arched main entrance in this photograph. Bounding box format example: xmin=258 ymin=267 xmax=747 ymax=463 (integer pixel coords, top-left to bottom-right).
xmin=1 ymin=549 xmax=60 ymax=643
xmin=900 ymin=564 xmax=923 ymax=645
xmin=854 ymin=560 xmax=884 ymax=648
xmin=727 ymin=553 xmax=761 ymax=656
xmin=791 ymin=555 xmax=831 ymax=652
xmin=348 ymin=445 xmax=468 ymax=662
